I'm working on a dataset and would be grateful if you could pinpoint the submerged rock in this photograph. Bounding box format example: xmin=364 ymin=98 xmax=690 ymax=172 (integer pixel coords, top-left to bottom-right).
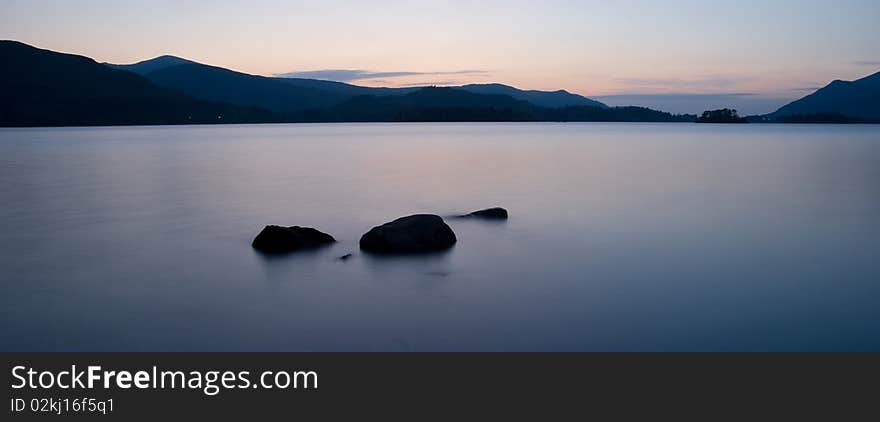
xmin=360 ymin=214 xmax=457 ymax=254
xmin=462 ymin=207 xmax=508 ymax=220
xmin=252 ymin=225 xmax=335 ymax=254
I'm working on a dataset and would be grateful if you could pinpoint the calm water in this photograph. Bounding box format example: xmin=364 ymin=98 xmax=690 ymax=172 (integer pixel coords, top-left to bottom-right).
xmin=1 ymin=123 xmax=879 ymax=351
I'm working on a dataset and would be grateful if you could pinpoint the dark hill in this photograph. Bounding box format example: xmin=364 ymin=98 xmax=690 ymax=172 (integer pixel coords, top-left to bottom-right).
xmin=299 ymin=87 xmax=536 ymax=121
xmin=275 ymin=79 xmax=609 ymax=109
xmin=142 ymin=63 xmax=347 ymax=112
xmin=458 ymin=83 xmax=608 ymax=109
xmin=107 ymin=55 xmax=194 ymax=75
xmin=770 ymin=71 xmax=880 ymax=121
xmin=276 ymin=77 xmax=418 ymax=98
xmin=3 ymin=41 xmax=693 ymax=126
xmin=293 ymin=86 xmax=692 ymax=122
xmin=118 ymin=56 xmax=607 ymax=112
xmin=0 ymin=40 xmax=276 ymax=126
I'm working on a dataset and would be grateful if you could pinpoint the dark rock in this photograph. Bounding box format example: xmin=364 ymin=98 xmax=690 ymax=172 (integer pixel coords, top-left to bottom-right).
xmin=360 ymin=214 xmax=457 ymax=254
xmin=337 ymin=253 xmax=353 ymax=261
xmin=463 ymin=207 xmax=508 ymax=220
xmin=252 ymin=225 xmax=335 ymax=254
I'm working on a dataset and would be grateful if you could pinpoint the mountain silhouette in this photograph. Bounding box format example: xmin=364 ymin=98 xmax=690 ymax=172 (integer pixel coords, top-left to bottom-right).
xmin=279 ymin=79 xmax=608 ymax=109
xmin=1 ymin=41 xmax=693 ymax=126
xmin=770 ymin=71 xmax=880 ymax=121
xmin=107 ymin=55 xmax=194 ymax=75
xmin=5 ymin=40 xmax=876 ymax=127
xmin=114 ymin=55 xmax=608 ymax=112
xmin=291 ymin=87 xmax=691 ymax=123
xmin=137 ymin=62 xmax=350 ymax=112
xmin=0 ymin=41 xmax=277 ymax=126
xmin=306 ymin=87 xmax=535 ymax=121
xmin=277 ymin=77 xmax=419 ymax=98
xmin=458 ymin=83 xmax=608 ymax=108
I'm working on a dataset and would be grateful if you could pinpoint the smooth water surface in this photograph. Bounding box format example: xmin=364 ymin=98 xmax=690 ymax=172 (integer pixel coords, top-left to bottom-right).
xmin=1 ymin=123 xmax=878 ymax=351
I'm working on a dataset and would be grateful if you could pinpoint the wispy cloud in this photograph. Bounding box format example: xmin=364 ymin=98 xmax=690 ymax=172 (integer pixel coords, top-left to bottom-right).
xmin=277 ymin=69 xmax=487 ymax=82
xmin=614 ymin=75 xmax=750 ymax=90
xmin=598 ymin=93 xmax=758 ymax=101
xmin=790 ymin=86 xmax=822 ymax=92
xmin=395 ymin=81 xmax=458 ymax=87
xmin=853 ymin=60 xmax=880 ymax=67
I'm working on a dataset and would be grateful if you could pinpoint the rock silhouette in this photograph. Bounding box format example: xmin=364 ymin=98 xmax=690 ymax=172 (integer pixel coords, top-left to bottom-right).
xmin=252 ymin=225 xmax=335 ymax=254
xmin=462 ymin=207 xmax=508 ymax=220
xmin=360 ymin=214 xmax=457 ymax=254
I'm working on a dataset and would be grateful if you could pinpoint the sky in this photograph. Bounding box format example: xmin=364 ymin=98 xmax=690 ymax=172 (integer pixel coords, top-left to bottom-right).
xmin=2 ymin=0 xmax=878 ymax=114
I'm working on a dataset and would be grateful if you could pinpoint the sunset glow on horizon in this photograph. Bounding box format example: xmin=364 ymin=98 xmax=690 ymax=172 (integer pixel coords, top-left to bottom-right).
xmin=2 ymin=0 xmax=878 ymax=114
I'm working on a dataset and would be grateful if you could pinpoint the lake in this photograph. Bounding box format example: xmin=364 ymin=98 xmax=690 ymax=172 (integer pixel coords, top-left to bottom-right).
xmin=1 ymin=123 xmax=878 ymax=351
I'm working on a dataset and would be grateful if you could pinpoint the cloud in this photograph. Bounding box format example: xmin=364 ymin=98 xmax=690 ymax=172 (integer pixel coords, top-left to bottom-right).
xmin=598 ymin=93 xmax=758 ymax=101
xmin=395 ymin=81 xmax=458 ymax=87
xmin=614 ymin=76 xmax=750 ymax=90
xmin=790 ymin=86 xmax=822 ymax=92
xmin=277 ymin=69 xmax=487 ymax=82
xmin=277 ymin=69 xmax=418 ymax=80
xmin=853 ymin=60 xmax=880 ymax=67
